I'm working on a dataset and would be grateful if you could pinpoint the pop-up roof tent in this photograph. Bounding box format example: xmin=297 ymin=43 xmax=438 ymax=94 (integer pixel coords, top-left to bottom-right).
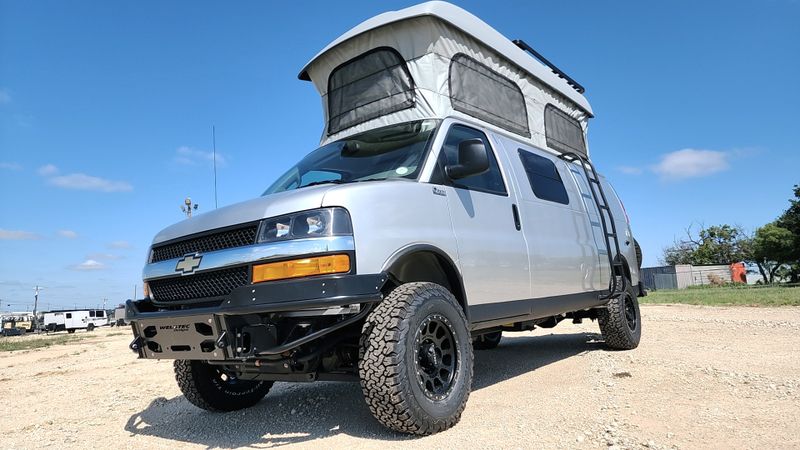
xmin=298 ymin=1 xmax=593 ymax=158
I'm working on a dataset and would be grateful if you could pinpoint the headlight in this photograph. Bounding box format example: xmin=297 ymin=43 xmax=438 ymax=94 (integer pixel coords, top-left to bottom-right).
xmin=256 ymin=207 xmax=352 ymax=244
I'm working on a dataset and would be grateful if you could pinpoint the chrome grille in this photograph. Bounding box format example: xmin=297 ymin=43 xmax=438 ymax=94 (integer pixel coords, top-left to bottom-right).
xmin=149 ymin=267 xmax=249 ymax=302
xmin=150 ymin=223 xmax=259 ymax=263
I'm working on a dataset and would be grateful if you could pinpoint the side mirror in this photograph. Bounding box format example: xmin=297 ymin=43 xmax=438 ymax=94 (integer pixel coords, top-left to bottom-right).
xmin=445 ymin=139 xmax=490 ymax=180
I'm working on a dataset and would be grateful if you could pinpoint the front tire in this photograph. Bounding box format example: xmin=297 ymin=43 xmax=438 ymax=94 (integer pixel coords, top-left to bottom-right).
xmin=174 ymin=360 xmax=273 ymax=412
xmin=359 ymin=282 xmax=473 ymax=435
xmin=598 ymin=281 xmax=641 ymax=350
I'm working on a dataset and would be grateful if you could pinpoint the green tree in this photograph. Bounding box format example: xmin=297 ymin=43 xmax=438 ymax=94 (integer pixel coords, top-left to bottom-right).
xmin=775 ymin=184 xmax=800 ymax=282
xmin=750 ymin=222 xmax=795 ymax=284
xmin=661 ymin=224 xmax=751 ymax=266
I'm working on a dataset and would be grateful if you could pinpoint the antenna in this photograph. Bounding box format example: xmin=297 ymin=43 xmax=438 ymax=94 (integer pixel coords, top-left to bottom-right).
xmin=212 ymin=125 xmax=218 ymax=209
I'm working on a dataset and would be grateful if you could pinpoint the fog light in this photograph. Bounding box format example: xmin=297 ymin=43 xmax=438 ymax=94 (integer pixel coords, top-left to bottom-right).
xmin=252 ymin=254 xmax=350 ymax=283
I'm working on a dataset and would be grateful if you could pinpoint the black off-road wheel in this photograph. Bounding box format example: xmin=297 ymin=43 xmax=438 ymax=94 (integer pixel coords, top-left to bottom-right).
xmin=67 ymin=329 xmax=75 ymax=334
xmin=87 ymin=324 xmax=95 ymax=332
xmin=174 ymin=360 xmax=273 ymax=412
xmin=359 ymin=282 xmax=473 ymax=435
xmin=598 ymin=280 xmax=641 ymax=350
xmin=473 ymin=331 xmax=502 ymax=350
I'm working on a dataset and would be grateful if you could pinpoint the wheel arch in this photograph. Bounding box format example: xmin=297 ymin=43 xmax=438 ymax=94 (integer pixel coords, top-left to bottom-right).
xmin=381 ymin=244 xmax=469 ymax=322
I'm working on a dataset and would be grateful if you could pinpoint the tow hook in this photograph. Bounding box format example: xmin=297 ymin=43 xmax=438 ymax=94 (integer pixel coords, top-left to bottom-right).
xmin=215 ymin=331 xmax=228 ymax=349
xmin=129 ymin=336 xmax=144 ymax=352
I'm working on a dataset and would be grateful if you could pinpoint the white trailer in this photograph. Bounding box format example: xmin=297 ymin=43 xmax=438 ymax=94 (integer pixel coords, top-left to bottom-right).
xmin=42 ymin=309 xmax=109 ymax=333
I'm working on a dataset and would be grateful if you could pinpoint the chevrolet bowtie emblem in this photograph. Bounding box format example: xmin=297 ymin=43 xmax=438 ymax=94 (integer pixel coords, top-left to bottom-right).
xmin=175 ymin=254 xmax=202 ymax=275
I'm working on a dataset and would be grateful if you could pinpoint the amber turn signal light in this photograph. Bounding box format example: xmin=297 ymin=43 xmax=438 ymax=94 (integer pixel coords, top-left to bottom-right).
xmin=251 ymin=254 xmax=350 ymax=283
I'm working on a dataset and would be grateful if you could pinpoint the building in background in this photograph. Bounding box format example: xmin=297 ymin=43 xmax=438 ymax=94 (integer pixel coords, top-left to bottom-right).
xmin=640 ymin=263 xmax=747 ymax=290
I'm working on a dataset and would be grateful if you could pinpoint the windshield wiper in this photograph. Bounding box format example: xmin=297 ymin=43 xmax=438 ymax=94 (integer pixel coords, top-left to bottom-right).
xmin=300 ymin=180 xmax=345 ymax=188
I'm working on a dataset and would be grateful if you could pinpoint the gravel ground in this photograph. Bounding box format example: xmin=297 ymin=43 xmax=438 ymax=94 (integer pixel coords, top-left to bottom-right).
xmin=1 ymin=304 xmax=799 ymax=449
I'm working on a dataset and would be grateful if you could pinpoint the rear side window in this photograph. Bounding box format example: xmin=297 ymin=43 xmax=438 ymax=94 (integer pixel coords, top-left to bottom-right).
xmin=435 ymin=125 xmax=507 ymax=196
xmin=544 ymin=104 xmax=586 ymax=157
xmin=89 ymin=310 xmax=95 ymax=317
xmin=518 ymin=149 xmax=569 ymax=205
xmin=66 ymin=313 xmax=72 ymax=319
xmin=449 ymin=54 xmax=530 ymax=138
xmin=327 ymin=47 xmax=415 ymax=135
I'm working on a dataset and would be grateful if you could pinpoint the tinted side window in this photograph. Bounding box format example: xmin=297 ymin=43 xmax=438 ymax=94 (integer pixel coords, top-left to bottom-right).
xmin=518 ymin=149 xmax=569 ymax=205
xmin=435 ymin=125 xmax=507 ymax=196
xmin=96 ymin=310 xmax=104 ymax=318
xmin=89 ymin=310 xmax=95 ymax=317
xmin=66 ymin=313 xmax=72 ymax=319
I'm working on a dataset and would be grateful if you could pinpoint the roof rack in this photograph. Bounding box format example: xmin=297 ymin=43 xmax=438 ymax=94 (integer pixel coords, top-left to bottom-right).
xmin=512 ymin=39 xmax=585 ymax=94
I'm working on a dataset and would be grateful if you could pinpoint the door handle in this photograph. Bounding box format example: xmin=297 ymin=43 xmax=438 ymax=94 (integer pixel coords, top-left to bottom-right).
xmin=511 ymin=204 xmax=521 ymax=231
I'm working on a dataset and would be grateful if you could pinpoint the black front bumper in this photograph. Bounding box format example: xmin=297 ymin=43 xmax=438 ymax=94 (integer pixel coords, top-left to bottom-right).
xmin=128 ymin=273 xmax=387 ymax=360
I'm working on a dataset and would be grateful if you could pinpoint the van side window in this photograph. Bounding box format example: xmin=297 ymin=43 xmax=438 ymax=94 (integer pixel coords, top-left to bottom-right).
xmin=435 ymin=125 xmax=507 ymax=196
xmin=89 ymin=310 xmax=95 ymax=317
xmin=518 ymin=149 xmax=569 ymax=205
xmin=96 ymin=310 xmax=104 ymax=318
xmin=66 ymin=313 xmax=72 ymax=319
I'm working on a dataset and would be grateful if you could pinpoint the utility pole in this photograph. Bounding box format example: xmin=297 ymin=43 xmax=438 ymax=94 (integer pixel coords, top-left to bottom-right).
xmin=33 ymin=285 xmax=43 ymax=333
xmin=181 ymin=197 xmax=198 ymax=218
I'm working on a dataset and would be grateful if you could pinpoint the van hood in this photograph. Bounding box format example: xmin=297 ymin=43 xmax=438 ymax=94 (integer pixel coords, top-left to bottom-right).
xmin=151 ymin=185 xmax=333 ymax=245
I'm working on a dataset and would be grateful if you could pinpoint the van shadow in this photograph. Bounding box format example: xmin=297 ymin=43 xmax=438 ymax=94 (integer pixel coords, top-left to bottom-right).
xmin=124 ymin=331 xmax=606 ymax=448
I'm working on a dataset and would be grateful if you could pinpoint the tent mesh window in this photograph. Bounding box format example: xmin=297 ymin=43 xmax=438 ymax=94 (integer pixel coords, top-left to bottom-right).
xmin=327 ymin=47 xmax=415 ymax=135
xmin=449 ymin=53 xmax=530 ymax=138
xmin=544 ymin=104 xmax=586 ymax=157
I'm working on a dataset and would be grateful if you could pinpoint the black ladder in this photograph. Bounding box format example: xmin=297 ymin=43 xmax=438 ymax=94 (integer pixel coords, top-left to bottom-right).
xmin=559 ymin=152 xmax=626 ymax=299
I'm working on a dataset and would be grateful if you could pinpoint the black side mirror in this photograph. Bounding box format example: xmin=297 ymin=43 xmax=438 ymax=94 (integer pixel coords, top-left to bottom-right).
xmin=445 ymin=139 xmax=490 ymax=180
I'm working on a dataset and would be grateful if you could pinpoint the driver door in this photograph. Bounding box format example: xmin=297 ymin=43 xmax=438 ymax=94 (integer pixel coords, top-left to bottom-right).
xmin=431 ymin=123 xmax=530 ymax=321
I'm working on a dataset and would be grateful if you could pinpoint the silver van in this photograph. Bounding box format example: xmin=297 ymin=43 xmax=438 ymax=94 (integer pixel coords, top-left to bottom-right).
xmin=127 ymin=1 xmax=644 ymax=435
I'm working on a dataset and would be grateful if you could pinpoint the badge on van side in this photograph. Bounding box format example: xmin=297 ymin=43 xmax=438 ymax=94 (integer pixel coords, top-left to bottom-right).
xmin=432 ymin=186 xmax=446 ymax=197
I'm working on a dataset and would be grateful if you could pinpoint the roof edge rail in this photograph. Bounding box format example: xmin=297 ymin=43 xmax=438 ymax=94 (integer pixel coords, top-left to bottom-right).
xmin=512 ymin=39 xmax=585 ymax=94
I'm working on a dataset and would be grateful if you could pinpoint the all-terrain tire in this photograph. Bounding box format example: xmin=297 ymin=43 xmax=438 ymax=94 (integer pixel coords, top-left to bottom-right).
xmin=598 ymin=280 xmax=641 ymax=350
xmin=87 ymin=324 xmax=95 ymax=332
xmin=174 ymin=360 xmax=273 ymax=412
xmin=359 ymin=282 xmax=473 ymax=435
xmin=67 ymin=329 xmax=75 ymax=334
xmin=473 ymin=331 xmax=502 ymax=350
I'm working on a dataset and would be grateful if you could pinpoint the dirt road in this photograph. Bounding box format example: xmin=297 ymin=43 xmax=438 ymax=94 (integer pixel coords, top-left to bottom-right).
xmin=1 ymin=304 xmax=798 ymax=449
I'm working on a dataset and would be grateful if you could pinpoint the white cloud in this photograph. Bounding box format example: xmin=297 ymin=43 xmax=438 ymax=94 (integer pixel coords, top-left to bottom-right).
xmin=87 ymin=252 xmax=123 ymax=261
xmin=174 ymin=146 xmax=227 ymax=167
xmin=0 ymin=229 xmax=41 ymax=240
xmin=37 ymin=164 xmax=59 ymax=176
xmin=0 ymin=88 xmax=10 ymax=104
xmin=37 ymin=163 xmax=132 ymax=192
xmin=108 ymin=240 xmax=132 ymax=249
xmin=57 ymin=230 xmax=79 ymax=239
xmin=617 ymin=166 xmax=643 ymax=175
xmin=0 ymin=162 xmax=22 ymax=171
xmin=48 ymin=173 xmax=133 ymax=192
xmin=651 ymin=148 xmax=730 ymax=180
xmin=70 ymin=259 xmax=107 ymax=271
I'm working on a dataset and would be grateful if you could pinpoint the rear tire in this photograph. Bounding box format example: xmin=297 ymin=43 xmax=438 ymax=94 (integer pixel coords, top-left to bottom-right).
xmin=598 ymin=281 xmax=641 ymax=350
xmin=473 ymin=331 xmax=502 ymax=350
xmin=174 ymin=360 xmax=273 ymax=412
xmin=87 ymin=324 xmax=95 ymax=332
xmin=359 ymin=282 xmax=473 ymax=435
xmin=67 ymin=329 xmax=75 ymax=334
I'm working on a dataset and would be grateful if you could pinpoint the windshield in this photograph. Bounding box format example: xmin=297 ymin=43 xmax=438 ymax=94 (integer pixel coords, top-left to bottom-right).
xmin=263 ymin=120 xmax=440 ymax=195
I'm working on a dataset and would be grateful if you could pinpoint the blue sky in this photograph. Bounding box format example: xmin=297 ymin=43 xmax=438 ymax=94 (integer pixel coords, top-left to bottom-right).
xmin=1 ymin=0 xmax=798 ymax=311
